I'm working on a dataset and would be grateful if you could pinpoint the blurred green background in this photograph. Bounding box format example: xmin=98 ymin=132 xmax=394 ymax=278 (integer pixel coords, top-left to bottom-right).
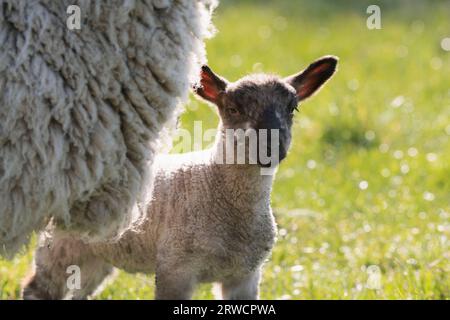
xmin=1 ymin=0 xmax=449 ymax=299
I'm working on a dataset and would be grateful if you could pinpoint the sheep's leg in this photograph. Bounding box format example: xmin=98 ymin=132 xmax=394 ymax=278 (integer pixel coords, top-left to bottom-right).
xmin=154 ymin=262 xmax=196 ymax=299
xmin=220 ymin=269 xmax=261 ymax=300
xmin=22 ymin=230 xmax=113 ymax=300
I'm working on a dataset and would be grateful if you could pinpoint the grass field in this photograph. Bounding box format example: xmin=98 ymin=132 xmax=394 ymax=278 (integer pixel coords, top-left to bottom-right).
xmin=1 ymin=0 xmax=449 ymax=299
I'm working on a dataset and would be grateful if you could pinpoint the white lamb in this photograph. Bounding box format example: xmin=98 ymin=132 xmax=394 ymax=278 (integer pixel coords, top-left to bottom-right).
xmin=0 ymin=0 xmax=217 ymax=256
xmin=22 ymin=56 xmax=338 ymax=299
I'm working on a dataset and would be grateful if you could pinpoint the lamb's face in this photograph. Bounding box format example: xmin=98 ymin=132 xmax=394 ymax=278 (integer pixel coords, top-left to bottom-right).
xmin=219 ymin=76 xmax=298 ymax=164
xmin=194 ymin=56 xmax=338 ymax=167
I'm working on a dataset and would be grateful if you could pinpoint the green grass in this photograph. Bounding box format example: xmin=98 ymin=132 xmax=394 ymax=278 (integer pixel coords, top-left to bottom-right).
xmin=1 ymin=0 xmax=449 ymax=299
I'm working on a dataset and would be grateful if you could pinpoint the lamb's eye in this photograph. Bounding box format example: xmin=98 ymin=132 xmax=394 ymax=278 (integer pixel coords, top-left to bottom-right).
xmin=227 ymin=107 xmax=239 ymax=116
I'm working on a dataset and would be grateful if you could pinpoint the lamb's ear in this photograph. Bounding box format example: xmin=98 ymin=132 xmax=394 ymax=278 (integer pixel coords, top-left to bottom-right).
xmin=285 ymin=56 xmax=338 ymax=101
xmin=193 ymin=65 xmax=228 ymax=105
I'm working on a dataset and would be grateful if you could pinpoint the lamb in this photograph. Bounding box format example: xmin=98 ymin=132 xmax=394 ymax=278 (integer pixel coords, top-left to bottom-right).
xmin=0 ymin=0 xmax=217 ymax=256
xmin=22 ymin=56 xmax=338 ymax=300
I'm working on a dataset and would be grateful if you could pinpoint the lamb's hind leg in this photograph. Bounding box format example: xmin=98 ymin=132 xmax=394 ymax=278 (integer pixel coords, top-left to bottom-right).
xmin=22 ymin=230 xmax=113 ymax=300
xmin=219 ymin=269 xmax=261 ymax=300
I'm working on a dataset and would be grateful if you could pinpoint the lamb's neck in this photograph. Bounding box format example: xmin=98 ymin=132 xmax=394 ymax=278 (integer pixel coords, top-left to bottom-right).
xmin=203 ymin=129 xmax=275 ymax=210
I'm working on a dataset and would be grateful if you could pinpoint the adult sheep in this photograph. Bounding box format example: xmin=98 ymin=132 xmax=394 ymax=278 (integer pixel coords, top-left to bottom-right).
xmin=0 ymin=0 xmax=217 ymax=256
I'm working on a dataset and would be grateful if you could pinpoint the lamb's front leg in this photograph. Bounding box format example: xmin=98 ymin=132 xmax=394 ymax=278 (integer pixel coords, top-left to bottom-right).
xmin=220 ymin=269 xmax=261 ymax=300
xmin=154 ymin=255 xmax=196 ymax=300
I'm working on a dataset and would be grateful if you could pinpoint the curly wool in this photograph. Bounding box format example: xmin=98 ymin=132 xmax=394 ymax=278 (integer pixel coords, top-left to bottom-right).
xmin=0 ymin=0 xmax=217 ymax=256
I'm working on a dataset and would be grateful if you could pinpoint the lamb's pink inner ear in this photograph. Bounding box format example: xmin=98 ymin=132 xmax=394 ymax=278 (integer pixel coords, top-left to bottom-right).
xmin=200 ymin=69 xmax=220 ymax=101
xmin=286 ymin=56 xmax=338 ymax=101
xmin=194 ymin=66 xmax=227 ymax=105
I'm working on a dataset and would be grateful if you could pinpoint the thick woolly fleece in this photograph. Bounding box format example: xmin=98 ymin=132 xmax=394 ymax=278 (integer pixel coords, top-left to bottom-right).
xmin=0 ymin=0 xmax=217 ymax=256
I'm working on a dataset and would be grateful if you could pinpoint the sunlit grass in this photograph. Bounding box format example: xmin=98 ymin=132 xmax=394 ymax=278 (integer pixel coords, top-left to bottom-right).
xmin=1 ymin=0 xmax=449 ymax=300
